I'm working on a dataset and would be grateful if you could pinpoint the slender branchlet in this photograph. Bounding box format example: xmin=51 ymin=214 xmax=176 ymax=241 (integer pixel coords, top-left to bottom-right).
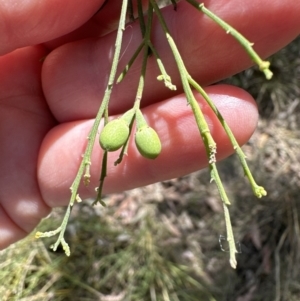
xmin=36 ymin=0 xmax=269 ymax=268
xmin=35 ymin=0 xmax=130 ymax=253
xmin=185 ymin=0 xmax=273 ymax=80
xmin=149 ymin=0 xmax=268 ymax=268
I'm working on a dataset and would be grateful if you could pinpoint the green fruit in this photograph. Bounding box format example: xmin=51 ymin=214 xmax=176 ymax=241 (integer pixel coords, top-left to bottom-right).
xmin=135 ymin=126 xmax=162 ymax=159
xmin=99 ymin=119 xmax=129 ymax=151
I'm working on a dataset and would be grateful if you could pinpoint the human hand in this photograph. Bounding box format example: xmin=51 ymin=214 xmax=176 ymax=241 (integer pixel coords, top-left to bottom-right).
xmin=0 ymin=0 xmax=299 ymax=249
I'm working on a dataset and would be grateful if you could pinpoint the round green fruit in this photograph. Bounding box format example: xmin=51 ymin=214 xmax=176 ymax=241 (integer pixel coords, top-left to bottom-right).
xmin=99 ymin=119 xmax=130 ymax=151
xmin=135 ymin=126 xmax=162 ymax=159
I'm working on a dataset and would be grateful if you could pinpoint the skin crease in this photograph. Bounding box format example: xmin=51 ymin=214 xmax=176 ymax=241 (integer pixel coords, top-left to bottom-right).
xmin=0 ymin=0 xmax=299 ymax=249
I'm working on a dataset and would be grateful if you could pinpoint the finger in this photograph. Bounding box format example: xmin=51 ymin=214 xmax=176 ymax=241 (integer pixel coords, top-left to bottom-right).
xmin=44 ymin=0 xmax=149 ymax=50
xmin=38 ymin=84 xmax=258 ymax=207
xmin=0 ymin=46 xmax=55 ymax=249
xmin=42 ymin=0 xmax=300 ymax=122
xmin=0 ymin=0 xmax=105 ymax=55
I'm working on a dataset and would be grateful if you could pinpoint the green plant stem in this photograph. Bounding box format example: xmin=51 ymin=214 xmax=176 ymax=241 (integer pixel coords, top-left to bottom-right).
xmin=150 ymin=0 xmax=238 ymax=267
xmin=137 ymin=0 xmax=146 ymax=37
xmin=170 ymin=0 xmax=178 ymax=10
xmin=185 ymin=0 xmax=273 ymax=79
xmin=114 ymin=115 xmax=135 ymax=165
xmin=93 ymin=150 xmax=108 ymax=206
xmin=118 ymin=1 xmax=175 ymax=91
xmin=36 ymin=0 xmax=270 ymax=269
xmin=117 ymin=40 xmax=145 ymax=83
xmin=223 ymin=202 xmax=238 ymax=269
xmin=189 ymin=78 xmax=267 ymax=198
xmin=149 ymin=41 xmax=176 ymax=91
xmin=35 ymin=0 xmax=129 ymax=254
xmin=114 ymin=42 xmax=149 ymax=166
xmin=127 ymin=0 xmax=134 ymax=22
xmin=150 ymin=0 xmax=216 ymax=161
xmin=135 ymin=1 xmax=155 ymax=107
xmin=115 ymin=1 xmax=153 ymax=166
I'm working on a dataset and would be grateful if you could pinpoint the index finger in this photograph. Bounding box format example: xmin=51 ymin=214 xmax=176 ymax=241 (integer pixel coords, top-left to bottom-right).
xmin=0 ymin=0 xmax=104 ymax=55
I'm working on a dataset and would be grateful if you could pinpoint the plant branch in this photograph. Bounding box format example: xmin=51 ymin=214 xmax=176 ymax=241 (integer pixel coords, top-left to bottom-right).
xmin=35 ymin=0 xmax=130 ymax=254
xmin=150 ymin=0 xmax=238 ymax=268
xmin=185 ymin=0 xmax=273 ymax=79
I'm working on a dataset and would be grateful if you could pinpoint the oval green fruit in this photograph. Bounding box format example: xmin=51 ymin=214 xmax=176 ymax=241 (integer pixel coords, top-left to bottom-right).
xmin=99 ymin=119 xmax=130 ymax=151
xmin=135 ymin=126 xmax=162 ymax=159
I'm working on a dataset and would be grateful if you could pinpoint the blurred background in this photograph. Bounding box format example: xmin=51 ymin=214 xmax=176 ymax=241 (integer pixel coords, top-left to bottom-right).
xmin=1 ymin=6 xmax=300 ymax=301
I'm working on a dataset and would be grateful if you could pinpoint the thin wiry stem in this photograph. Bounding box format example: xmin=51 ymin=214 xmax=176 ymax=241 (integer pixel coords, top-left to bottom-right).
xmin=150 ymin=0 xmax=238 ymax=268
xmin=36 ymin=0 xmax=130 ymax=254
xmin=185 ymin=0 xmax=273 ymax=79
